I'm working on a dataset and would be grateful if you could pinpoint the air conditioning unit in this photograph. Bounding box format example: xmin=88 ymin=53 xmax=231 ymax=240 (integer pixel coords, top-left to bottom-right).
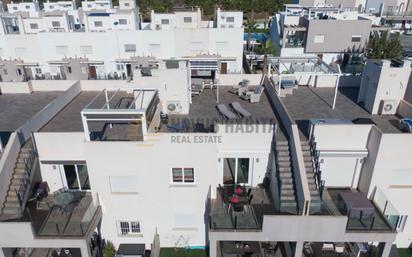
xmin=379 ymin=99 xmax=398 ymax=115
xmin=167 ymin=101 xmax=182 ymax=114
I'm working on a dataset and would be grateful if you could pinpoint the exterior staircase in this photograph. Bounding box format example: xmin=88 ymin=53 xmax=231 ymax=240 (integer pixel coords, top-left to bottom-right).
xmin=275 ymin=140 xmax=298 ymax=213
xmin=301 ymin=140 xmax=322 ymax=208
xmin=0 ymin=141 xmax=37 ymax=220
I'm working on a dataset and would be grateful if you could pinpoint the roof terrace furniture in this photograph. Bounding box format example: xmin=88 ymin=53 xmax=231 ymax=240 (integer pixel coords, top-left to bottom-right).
xmin=231 ymin=102 xmax=251 ymax=118
xmin=240 ymin=86 xmax=264 ymax=103
xmin=217 ymin=104 xmax=238 ymax=119
xmin=229 ymin=79 xmax=250 ymax=96
xmin=339 ymin=191 xmax=375 ymax=219
xmin=399 ymin=118 xmax=412 ymax=132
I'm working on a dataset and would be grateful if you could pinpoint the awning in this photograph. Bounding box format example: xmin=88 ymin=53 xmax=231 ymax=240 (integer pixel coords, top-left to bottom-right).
xmin=48 ymin=60 xmax=70 ymax=65
xmin=190 ymin=59 xmax=218 ymax=70
xmin=15 ymin=62 xmax=39 ymax=67
xmin=80 ymin=61 xmax=104 ymax=65
xmin=115 ymin=59 xmax=139 ymax=63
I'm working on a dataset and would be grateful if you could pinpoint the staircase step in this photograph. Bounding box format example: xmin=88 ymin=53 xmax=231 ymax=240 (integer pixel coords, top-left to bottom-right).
xmin=281 ymin=189 xmax=295 ymax=195
xmin=4 ymin=201 xmax=20 ymax=208
xmin=279 ymin=167 xmax=292 ymax=172
xmin=277 ymin=156 xmax=290 ymax=162
xmin=301 ymin=145 xmax=311 ymax=151
xmin=13 ymin=173 xmax=27 ymax=180
xmin=280 ymin=195 xmax=296 ymax=201
xmin=18 ymin=152 xmax=32 ymax=158
xmin=279 ymin=178 xmax=293 ymax=183
xmin=279 ymin=172 xmax=292 ymax=178
xmin=277 ymin=151 xmax=290 ymax=156
xmin=278 ymin=161 xmax=291 ymax=167
xmin=276 ymin=141 xmax=289 ymax=146
xmin=6 ymin=195 xmax=19 ymax=202
xmin=14 ymin=168 xmax=27 ymax=175
xmin=281 ymin=184 xmax=294 ymax=189
xmin=2 ymin=207 xmax=21 ymax=215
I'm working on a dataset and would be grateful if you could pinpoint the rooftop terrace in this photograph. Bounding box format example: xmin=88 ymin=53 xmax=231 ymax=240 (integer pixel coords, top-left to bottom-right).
xmin=281 ymin=86 xmax=403 ymax=135
xmin=0 ymin=92 xmax=62 ymax=132
xmin=162 ymin=86 xmax=278 ymax=133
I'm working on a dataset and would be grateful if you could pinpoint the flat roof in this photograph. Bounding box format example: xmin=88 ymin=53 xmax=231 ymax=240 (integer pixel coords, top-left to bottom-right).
xmin=168 ymin=86 xmax=277 ymax=124
xmin=281 ymin=86 xmax=403 ymax=134
xmin=0 ymin=92 xmax=62 ymax=132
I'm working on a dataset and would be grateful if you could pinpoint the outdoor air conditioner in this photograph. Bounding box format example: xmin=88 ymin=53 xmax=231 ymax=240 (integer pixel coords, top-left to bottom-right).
xmin=167 ymin=101 xmax=182 ymax=114
xmin=379 ymin=99 xmax=398 ymax=115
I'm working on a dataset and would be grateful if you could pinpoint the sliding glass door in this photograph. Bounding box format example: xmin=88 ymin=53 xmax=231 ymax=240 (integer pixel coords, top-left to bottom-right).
xmin=61 ymin=164 xmax=91 ymax=191
xmin=223 ymin=158 xmax=251 ymax=185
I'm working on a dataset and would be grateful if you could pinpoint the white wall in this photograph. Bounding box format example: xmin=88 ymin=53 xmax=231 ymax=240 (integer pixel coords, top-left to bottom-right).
xmin=0 ymin=27 xmax=243 ymax=75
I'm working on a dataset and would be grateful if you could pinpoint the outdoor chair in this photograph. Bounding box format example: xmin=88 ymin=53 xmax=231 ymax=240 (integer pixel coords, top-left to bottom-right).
xmin=240 ymin=86 xmax=264 ymax=103
xmin=231 ymin=102 xmax=251 ymax=118
xmin=217 ymin=104 xmax=238 ymax=120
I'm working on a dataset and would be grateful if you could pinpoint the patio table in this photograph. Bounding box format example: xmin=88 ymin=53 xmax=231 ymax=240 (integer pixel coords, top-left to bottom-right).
xmin=221 ymin=241 xmax=261 ymax=255
xmin=53 ymin=191 xmax=76 ymax=212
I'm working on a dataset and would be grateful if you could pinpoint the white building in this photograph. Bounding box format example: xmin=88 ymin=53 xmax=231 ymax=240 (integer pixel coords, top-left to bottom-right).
xmin=0 ymin=57 xmax=411 ymax=257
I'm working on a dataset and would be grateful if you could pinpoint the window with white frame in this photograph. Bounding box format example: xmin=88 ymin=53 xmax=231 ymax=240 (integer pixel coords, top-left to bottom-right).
xmin=226 ymin=16 xmax=235 ymax=22
xmin=52 ymin=21 xmax=61 ymax=27
xmin=183 ymin=17 xmax=192 ymax=23
xmin=110 ymin=176 xmax=138 ymax=193
xmin=117 ymin=221 xmax=141 ymax=235
xmin=15 ymin=47 xmax=27 ymax=57
xmin=56 ymin=45 xmax=69 ymax=55
xmin=314 ymin=35 xmax=325 ymax=43
xmin=30 ymin=23 xmax=39 ymax=29
xmin=161 ymin=19 xmax=169 ymax=25
xmin=118 ymin=19 xmax=127 ymax=25
xmin=62 ymin=164 xmax=91 ymax=190
xmin=351 ymin=35 xmax=362 ymax=42
xmin=80 ymin=45 xmax=93 ymax=55
xmin=124 ymin=44 xmax=136 ymax=53
xmin=172 ymin=168 xmax=195 ymax=183
xmin=149 ymin=44 xmax=161 ymax=54
xmin=94 ymin=21 xmax=103 ymax=27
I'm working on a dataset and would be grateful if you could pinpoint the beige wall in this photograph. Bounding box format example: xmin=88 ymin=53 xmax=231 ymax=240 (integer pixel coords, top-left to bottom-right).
xmin=305 ymin=19 xmax=371 ymax=53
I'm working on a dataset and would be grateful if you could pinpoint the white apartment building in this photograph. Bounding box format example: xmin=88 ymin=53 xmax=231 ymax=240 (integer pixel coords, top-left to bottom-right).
xmin=0 ymin=57 xmax=412 ymax=257
xmin=0 ymin=2 xmax=244 ymax=81
xmin=6 ymin=1 xmax=40 ymax=17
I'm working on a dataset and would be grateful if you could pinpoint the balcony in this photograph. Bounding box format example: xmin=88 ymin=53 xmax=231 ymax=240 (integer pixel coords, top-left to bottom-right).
xmin=26 ymin=191 xmax=101 ymax=237
xmin=309 ymin=188 xmax=397 ymax=232
xmin=209 ymin=185 xmax=277 ymax=231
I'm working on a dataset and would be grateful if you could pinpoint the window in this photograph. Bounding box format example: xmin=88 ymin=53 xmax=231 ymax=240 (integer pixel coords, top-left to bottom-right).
xmin=118 ymin=19 xmax=127 ymax=25
xmin=226 ymin=16 xmax=235 ymax=22
xmin=161 ymin=19 xmax=169 ymax=25
xmin=117 ymin=221 xmax=141 ymax=235
xmin=183 ymin=17 xmax=192 ymax=23
xmin=52 ymin=21 xmax=61 ymax=27
xmin=351 ymin=35 xmax=362 ymax=42
xmin=35 ymin=68 xmax=42 ymax=74
xmin=16 ymin=68 xmax=22 ymax=76
xmin=216 ymin=41 xmax=228 ymax=52
xmin=25 ymin=5 xmax=30 ymax=9
xmin=62 ymin=164 xmax=91 ymax=190
xmin=56 ymin=45 xmax=69 ymax=55
xmin=30 ymin=23 xmax=39 ymax=29
xmin=87 ymin=4 xmax=92 ymax=8
xmin=124 ymin=44 xmax=136 ymax=53
xmin=223 ymin=158 xmax=251 ymax=185
xmin=149 ymin=44 xmax=161 ymax=54
xmin=110 ymin=176 xmax=138 ymax=193
xmin=68 ymin=66 xmax=72 ymax=73
xmin=172 ymin=168 xmax=195 ymax=183
xmin=3 ymin=69 xmax=8 ymax=75
xmin=15 ymin=47 xmax=27 ymax=57
xmin=49 ymin=5 xmax=54 ymax=9
xmin=80 ymin=45 xmax=93 ymax=55
xmin=94 ymin=21 xmax=103 ymax=27
xmin=13 ymin=7 xmax=18 ymax=10
xmin=314 ymin=35 xmax=325 ymax=43
xmin=125 ymin=2 xmax=130 ymax=6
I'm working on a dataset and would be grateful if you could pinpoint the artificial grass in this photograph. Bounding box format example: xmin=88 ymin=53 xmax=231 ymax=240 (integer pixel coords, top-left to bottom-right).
xmin=159 ymin=248 xmax=207 ymax=257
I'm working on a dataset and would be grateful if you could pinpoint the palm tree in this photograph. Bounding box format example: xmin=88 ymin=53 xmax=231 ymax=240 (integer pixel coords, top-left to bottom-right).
xmin=255 ymin=39 xmax=277 ymax=74
xmin=245 ymin=18 xmax=258 ymax=51
xmin=366 ymin=31 xmax=404 ymax=59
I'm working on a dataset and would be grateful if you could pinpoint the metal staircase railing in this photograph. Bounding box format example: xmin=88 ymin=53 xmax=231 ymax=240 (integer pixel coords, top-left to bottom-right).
xmin=15 ymin=145 xmax=36 ymax=213
xmin=309 ymin=135 xmax=324 ymax=199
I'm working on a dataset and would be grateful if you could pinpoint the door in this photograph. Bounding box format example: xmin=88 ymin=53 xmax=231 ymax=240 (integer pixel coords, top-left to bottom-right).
xmin=126 ymin=63 xmax=132 ymax=79
xmin=220 ymin=62 xmax=227 ymax=74
xmin=89 ymin=65 xmax=97 ymax=79
xmin=223 ymin=158 xmax=251 ymax=185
